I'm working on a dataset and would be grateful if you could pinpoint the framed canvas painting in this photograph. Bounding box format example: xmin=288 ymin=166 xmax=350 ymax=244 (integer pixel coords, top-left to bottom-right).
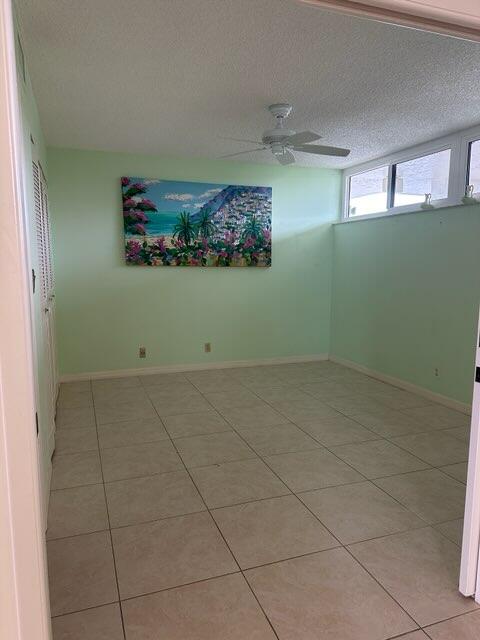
xmin=121 ymin=177 xmax=272 ymax=267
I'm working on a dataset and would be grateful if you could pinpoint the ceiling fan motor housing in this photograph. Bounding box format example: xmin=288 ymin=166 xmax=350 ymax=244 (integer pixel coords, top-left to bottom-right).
xmin=268 ymin=103 xmax=293 ymax=119
xmin=263 ymin=103 xmax=295 ymax=150
xmin=262 ymin=130 xmax=296 ymax=147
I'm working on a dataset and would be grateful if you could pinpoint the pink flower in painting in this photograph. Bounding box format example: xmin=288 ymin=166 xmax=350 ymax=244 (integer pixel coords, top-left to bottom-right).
xmin=134 ymin=211 xmax=148 ymax=223
xmin=121 ymin=177 xmax=130 ymax=186
xmin=244 ymin=236 xmax=255 ymax=249
xmin=190 ymin=259 xmax=200 ymax=266
xmin=153 ymin=236 xmax=167 ymax=253
xmin=126 ymin=240 xmax=142 ymax=262
xmin=219 ymin=250 xmax=228 ymax=258
xmin=123 ymin=198 xmax=136 ymax=208
xmin=262 ymin=229 xmax=271 ymax=242
xmin=126 ymin=240 xmax=141 ymax=254
xmin=134 ymin=223 xmax=146 ymax=235
xmin=132 ymin=182 xmax=146 ymax=190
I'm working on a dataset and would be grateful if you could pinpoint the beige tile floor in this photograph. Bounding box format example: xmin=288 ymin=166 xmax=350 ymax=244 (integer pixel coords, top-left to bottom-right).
xmin=48 ymin=361 xmax=478 ymax=639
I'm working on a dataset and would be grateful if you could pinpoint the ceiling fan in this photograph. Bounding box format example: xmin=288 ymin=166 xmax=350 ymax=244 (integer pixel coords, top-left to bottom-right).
xmin=220 ymin=103 xmax=350 ymax=165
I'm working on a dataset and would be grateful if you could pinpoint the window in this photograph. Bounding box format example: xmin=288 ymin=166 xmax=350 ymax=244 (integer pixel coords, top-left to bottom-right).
xmin=393 ymin=149 xmax=451 ymax=207
xmin=467 ymin=140 xmax=480 ymax=195
xmin=347 ymin=151 xmax=451 ymax=218
xmin=348 ymin=166 xmax=389 ymax=217
xmin=343 ymin=125 xmax=480 ymax=220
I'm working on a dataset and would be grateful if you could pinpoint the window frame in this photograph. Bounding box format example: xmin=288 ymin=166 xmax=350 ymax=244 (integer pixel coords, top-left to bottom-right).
xmin=341 ymin=123 xmax=480 ymax=222
xmin=465 ymin=137 xmax=480 ymax=197
xmin=347 ymin=164 xmax=390 ymax=218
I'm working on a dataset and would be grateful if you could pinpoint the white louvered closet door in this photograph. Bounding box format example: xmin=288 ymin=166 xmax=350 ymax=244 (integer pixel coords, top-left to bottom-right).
xmin=33 ymin=160 xmax=58 ymax=442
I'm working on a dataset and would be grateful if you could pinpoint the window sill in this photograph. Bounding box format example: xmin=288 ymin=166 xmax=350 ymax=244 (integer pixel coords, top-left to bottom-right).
xmin=335 ymin=199 xmax=479 ymax=225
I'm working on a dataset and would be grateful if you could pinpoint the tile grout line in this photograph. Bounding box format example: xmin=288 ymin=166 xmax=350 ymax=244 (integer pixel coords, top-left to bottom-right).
xmin=52 ymin=367 xmax=472 ymax=634
xmin=146 ymin=381 xmax=283 ymax=640
xmin=243 ymin=384 xmax=439 ymax=521
xmin=49 ymin=571 xmax=244 ymax=620
xmin=189 ymin=379 xmax=427 ymax=634
xmin=50 ymin=598 xmax=124 ymax=621
xmin=91 ymin=392 xmax=128 ymax=640
xmin=232 ymin=436 xmax=426 ymax=630
xmin=299 ymin=383 xmax=468 ymax=437
xmin=52 ymin=384 xmax=466 ymax=517
xmin=421 ymin=608 xmax=480 ymax=634
xmin=226 ymin=376 xmax=467 ymax=630
xmin=242 ymin=385 xmax=468 ymax=529
xmin=178 ymin=374 xmax=465 ymax=540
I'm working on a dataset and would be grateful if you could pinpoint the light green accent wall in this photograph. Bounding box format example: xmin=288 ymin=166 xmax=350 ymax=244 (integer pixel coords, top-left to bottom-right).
xmin=331 ymin=206 xmax=480 ymax=404
xmin=48 ymin=148 xmax=341 ymax=375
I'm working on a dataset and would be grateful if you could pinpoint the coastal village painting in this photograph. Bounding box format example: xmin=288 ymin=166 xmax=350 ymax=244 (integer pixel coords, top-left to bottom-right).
xmin=121 ymin=177 xmax=272 ymax=267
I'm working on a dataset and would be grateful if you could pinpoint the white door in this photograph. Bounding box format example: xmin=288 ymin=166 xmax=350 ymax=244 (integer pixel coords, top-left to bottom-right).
xmin=32 ymin=159 xmax=57 ymax=460
xmin=460 ymin=309 xmax=480 ymax=602
xmin=0 ymin=0 xmax=52 ymax=636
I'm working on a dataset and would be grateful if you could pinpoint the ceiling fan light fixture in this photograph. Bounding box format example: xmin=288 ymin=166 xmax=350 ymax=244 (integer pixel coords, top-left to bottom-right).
xmin=271 ymin=143 xmax=285 ymax=156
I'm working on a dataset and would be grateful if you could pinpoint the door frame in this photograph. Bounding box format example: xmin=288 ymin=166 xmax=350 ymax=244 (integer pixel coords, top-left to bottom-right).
xmin=460 ymin=311 xmax=480 ymax=602
xmin=298 ymin=0 xmax=480 ymax=42
xmin=0 ymin=0 xmax=52 ymax=638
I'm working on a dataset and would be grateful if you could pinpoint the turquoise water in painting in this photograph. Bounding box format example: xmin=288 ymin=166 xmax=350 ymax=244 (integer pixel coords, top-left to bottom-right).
xmin=128 ymin=212 xmax=180 ymax=236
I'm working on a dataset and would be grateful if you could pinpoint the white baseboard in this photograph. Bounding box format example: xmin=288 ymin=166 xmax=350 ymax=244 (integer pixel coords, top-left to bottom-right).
xmin=59 ymin=352 xmax=472 ymax=415
xmin=330 ymin=355 xmax=472 ymax=415
xmin=59 ymin=353 xmax=329 ymax=383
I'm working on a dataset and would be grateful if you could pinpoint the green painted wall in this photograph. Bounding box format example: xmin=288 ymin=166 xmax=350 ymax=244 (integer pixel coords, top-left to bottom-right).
xmin=331 ymin=206 xmax=480 ymax=404
xmin=48 ymin=148 xmax=341 ymax=375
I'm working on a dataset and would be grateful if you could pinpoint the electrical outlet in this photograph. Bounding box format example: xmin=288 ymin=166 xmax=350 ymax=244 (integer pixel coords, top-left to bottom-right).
xmin=139 ymin=346 xmax=146 ymax=358
xmin=434 ymin=367 xmax=439 ymax=377
xmin=204 ymin=342 xmax=211 ymax=353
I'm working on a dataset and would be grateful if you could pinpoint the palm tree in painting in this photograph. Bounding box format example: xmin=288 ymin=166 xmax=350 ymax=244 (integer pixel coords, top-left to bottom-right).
xmin=242 ymin=214 xmax=262 ymax=239
xmin=173 ymin=212 xmax=197 ymax=246
xmin=196 ymin=207 xmax=215 ymax=239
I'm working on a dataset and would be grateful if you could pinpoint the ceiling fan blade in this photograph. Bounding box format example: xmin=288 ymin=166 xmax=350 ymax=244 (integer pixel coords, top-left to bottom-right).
xmin=219 ymin=136 xmax=263 ymax=145
xmin=276 ymin=150 xmax=295 ymax=165
xmin=293 ymin=143 xmax=351 ymax=157
xmin=286 ymin=131 xmax=321 ymax=145
xmin=219 ymin=147 xmax=266 ymax=158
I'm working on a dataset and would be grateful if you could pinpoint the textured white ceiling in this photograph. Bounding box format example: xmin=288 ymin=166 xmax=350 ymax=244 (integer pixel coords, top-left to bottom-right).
xmin=15 ymin=0 xmax=480 ymax=168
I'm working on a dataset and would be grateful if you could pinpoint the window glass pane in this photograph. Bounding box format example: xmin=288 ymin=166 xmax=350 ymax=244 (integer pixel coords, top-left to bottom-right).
xmin=468 ymin=140 xmax=480 ymax=195
xmin=394 ymin=149 xmax=450 ymax=207
xmin=348 ymin=166 xmax=388 ymax=217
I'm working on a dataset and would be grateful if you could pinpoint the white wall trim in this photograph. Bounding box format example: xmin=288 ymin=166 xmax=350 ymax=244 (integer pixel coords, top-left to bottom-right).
xmin=59 ymin=354 xmax=329 ymax=382
xmin=60 ymin=351 xmax=471 ymax=415
xmin=330 ymin=355 xmax=471 ymax=414
xmin=0 ymin=0 xmax=52 ymax=638
xmin=299 ymin=0 xmax=480 ymax=41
